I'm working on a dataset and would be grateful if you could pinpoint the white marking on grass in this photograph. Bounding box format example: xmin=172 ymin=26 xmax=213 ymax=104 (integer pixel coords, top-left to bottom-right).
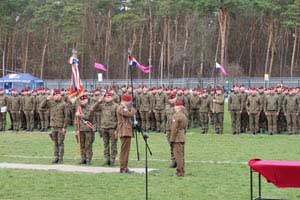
xmin=0 ymin=154 xmax=247 ymax=165
xmin=0 ymin=162 xmax=156 ymax=174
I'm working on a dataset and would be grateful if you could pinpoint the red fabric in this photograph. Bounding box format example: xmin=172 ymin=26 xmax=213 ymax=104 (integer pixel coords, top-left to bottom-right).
xmin=249 ymin=159 xmax=300 ymax=188
xmin=121 ymin=94 xmax=132 ymax=102
xmin=175 ymin=100 xmax=184 ymax=106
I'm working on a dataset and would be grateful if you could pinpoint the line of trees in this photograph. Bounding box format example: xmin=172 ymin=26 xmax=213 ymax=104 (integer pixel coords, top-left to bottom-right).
xmin=1 ymin=0 xmax=300 ymax=80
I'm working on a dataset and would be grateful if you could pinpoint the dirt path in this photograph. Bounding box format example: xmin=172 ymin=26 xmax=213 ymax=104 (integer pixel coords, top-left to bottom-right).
xmin=0 ymin=162 xmax=156 ymax=174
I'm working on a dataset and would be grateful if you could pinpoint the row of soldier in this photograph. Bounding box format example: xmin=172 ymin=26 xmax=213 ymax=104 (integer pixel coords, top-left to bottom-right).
xmin=1 ymin=84 xmax=297 ymax=137
xmin=228 ymin=84 xmax=300 ymax=135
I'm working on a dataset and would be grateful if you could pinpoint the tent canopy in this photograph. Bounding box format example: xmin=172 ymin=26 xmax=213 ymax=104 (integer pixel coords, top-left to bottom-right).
xmin=0 ymin=73 xmax=44 ymax=92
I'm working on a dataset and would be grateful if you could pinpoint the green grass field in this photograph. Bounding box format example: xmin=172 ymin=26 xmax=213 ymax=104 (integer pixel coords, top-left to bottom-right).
xmin=1 ymin=109 xmax=300 ymax=200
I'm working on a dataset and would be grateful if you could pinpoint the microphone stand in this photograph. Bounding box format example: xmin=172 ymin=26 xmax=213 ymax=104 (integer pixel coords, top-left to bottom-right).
xmin=129 ymin=51 xmax=153 ymax=200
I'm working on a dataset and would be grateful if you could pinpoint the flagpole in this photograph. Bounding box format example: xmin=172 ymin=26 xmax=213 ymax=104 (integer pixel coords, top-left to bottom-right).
xmin=148 ymin=58 xmax=151 ymax=87
xmin=93 ymin=59 xmax=96 ymax=90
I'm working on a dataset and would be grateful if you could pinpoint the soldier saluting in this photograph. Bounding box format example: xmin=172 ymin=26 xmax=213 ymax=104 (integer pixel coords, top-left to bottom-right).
xmin=75 ymin=94 xmax=95 ymax=165
xmin=91 ymin=92 xmax=119 ymax=166
xmin=40 ymin=89 xmax=68 ymax=164
xmin=117 ymin=94 xmax=137 ymax=174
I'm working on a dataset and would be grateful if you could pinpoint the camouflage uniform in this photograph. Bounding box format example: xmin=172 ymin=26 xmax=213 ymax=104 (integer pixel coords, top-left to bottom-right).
xmin=37 ymin=94 xmax=49 ymax=131
xmin=9 ymin=94 xmax=22 ymax=131
xmin=154 ymin=91 xmax=168 ymax=132
xmin=137 ymin=92 xmax=151 ymax=131
xmin=283 ymin=93 xmax=298 ymax=134
xmin=246 ymin=93 xmax=261 ymax=134
xmin=91 ymin=94 xmax=101 ymax=132
xmin=277 ymin=92 xmax=286 ymax=133
xmin=183 ymin=92 xmax=191 ymax=128
xmin=23 ymin=94 xmax=36 ymax=131
xmin=264 ymin=93 xmax=279 ymax=135
xmin=92 ymin=100 xmax=118 ymax=166
xmin=189 ymin=93 xmax=200 ymax=128
xmin=33 ymin=93 xmax=40 ymax=130
xmin=20 ymin=93 xmax=26 ymax=130
xmin=228 ymin=91 xmax=242 ymax=134
xmin=199 ymin=94 xmax=211 ymax=134
xmin=240 ymin=91 xmax=248 ymax=133
xmin=75 ymin=103 xmax=95 ymax=165
xmin=149 ymin=91 xmax=156 ymax=131
xmin=258 ymin=91 xmax=267 ymax=133
xmin=212 ymin=93 xmax=225 ymax=134
xmin=40 ymin=97 xmax=68 ymax=163
xmin=0 ymin=93 xmax=8 ymax=131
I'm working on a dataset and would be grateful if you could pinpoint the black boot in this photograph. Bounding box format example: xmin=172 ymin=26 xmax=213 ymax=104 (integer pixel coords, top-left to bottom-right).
xmin=86 ymin=160 xmax=91 ymax=165
xmin=52 ymin=158 xmax=59 ymax=164
xmin=79 ymin=159 xmax=86 ymax=165
xmin=169 ymin=161 xmax=177 ymax=168
xmin=103 ymin=159 xmax=110 ymax=166
xmin=57 ymin=159 xmax=63 ymax=164
xmin=110 ymin=160 xmax=115 ymax=167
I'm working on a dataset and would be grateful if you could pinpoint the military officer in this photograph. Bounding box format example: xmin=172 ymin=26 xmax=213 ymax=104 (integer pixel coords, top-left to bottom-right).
xmin=153 ymin=87 xmax=167 ymax=132
xmin=75 ymin=94 xmax=95 ymax=165
xmin=264 ymin=87 xmax=279 ymax=135
xmin=199 ymin=90 xmax=211 ymax=134
xmin=170 ymin=100 xmax=188 ymax=177
xmin=40 ymin=89 xmax=68 ymax=164
xmin=212 ymin=87 xmax=225 ymax=134
xmin=165 ymin=92 xmax=177 ymax=168
xmin=283 ymin=88 xmax=298 ymax=135
xmin=0 ymin=88 xmax=8 ymax=131
xmin=189 ymin=89 xmax=200 ymax=128
xmin=246 ymin=88 xmax=261 ymax=135
xmin=23 ymin=89 xmax=36 ymax=132
xmin=9 ymin=89 xmax=21 ymax=131
xmin=228 ymin=85 xmax=242 ymax=135
xmin=92 ymin=92 xmax=118 ymax=166
xmin=137 ymin=87 xmax=151 ymax=132
xmin=117 ymin=94 xmax=137 ymax=174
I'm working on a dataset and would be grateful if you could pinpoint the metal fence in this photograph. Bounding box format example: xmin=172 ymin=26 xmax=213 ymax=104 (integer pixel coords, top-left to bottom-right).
xmin=43 ymin=77 xmax=300 ymax=89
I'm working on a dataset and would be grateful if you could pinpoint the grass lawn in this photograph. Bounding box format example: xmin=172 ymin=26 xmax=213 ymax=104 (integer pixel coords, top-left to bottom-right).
xmin=1 ymin=109 xmax=300 ymax=200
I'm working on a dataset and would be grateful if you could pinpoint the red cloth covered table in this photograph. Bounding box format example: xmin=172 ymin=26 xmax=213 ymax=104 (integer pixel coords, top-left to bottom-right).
xmin=249 ymin=159 xmax=300 ymax=188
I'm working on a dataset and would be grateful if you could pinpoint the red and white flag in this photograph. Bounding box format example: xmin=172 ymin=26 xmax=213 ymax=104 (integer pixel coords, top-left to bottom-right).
xmin=216 ymin=62 xmax=227 ymax=76
xmin=69 ymin=56 xmax=84 ymax=98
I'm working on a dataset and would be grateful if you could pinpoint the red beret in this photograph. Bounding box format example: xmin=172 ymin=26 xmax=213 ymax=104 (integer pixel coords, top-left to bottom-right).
xmin=175 ymin=100 xmax=184 ymax=106
xmin=216 ymin=87 xmax=222 ymax=91
xmin=259 ymin=86 xmax=264 ymax=90
xmin=168 ymin=93 xmax=176 ymax=100
xmin=240 ymin=84 xmax=245 ymax=87
xmin=11 ymin=88 xmax=17 ymax=92
xmin=53 ymin=89 xmax=61 ymax=95
xmin=79 ymin=94 xmax=88 ymax=100
xmin=122 ymin=94 xmax=132 ymax=102
xmin=105 ymin=92 xmax=113 ymax=97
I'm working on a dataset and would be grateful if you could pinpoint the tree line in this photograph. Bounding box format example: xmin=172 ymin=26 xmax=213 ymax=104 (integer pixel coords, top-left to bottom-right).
xmin=1 ymin=0 xmax=300 ymax=81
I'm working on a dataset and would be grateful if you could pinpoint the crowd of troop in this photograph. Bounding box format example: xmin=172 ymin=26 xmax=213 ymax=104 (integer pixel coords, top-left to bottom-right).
xmin=0 ymin=83 xmax=295 ymax=176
